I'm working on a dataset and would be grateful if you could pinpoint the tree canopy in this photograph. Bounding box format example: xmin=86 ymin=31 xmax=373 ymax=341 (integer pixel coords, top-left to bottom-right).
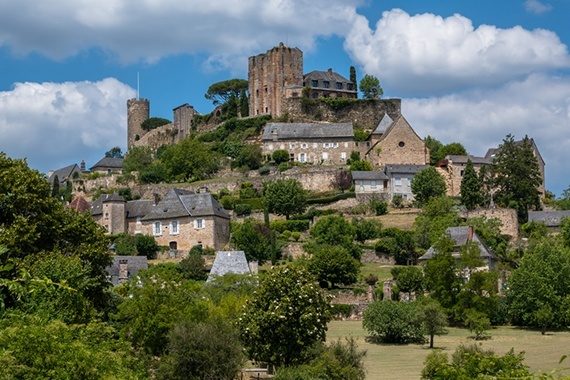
xmin=105 ymin=146 xmax=124 ymax=158
xmin=263 ymin=179 xmax=307 ymax=219
xmin=460 ymin=159 xmax=483 ymax=210
xmin=411 ymin=166 xmax=447 ymax=206
xmin=204 ymin=79 xmax=248 ymax=106
xmin=359 ymin=74 xmax=383 ymax=100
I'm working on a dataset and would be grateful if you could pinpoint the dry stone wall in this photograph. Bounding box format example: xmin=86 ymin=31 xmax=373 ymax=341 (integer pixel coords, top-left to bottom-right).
xmin=462 ymin=207 xmax=519 ymax=240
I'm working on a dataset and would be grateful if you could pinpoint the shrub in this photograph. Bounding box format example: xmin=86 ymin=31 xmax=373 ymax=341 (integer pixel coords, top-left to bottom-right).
xmin=272 ymin=149 xmax=290 ymax=164
xmin=370 ymin=199 xmax=388 ymax=215
xmin=178 ymin=251 xmax=207 ymax=281
xmin=464 ymin=310 xmax=491 ymax=340
xmin=220 ymin=195 xmax=238 ymax=210
xmin=258 ymin=165 xmax=271 ymax=176
xmin=270 ymin=219 xmax=311 ymax=233
xmin=239 ymin=182 xmax=259 ymax=199
xmin=363 ymin=301 xmax=424 ymax=344
xmin=281 ymin=230 xmax=292 ymax=241
xmin=392 ymin=194 xmax=404 ymax=208
xmin=234 ymin=203 xmax=252 ymax=216
xmin=307 ymin=245 xmax=360 ymax=288
xmin=291 ymin=231 xmax=301 ymax=241
xmin=278 ymin=162 xmax=290 ymax=172
xmin=135 ymin=234 xmax=159 ymax=259
xmin=353 ymin=217 xmax=382 ymax=242
xmin=331 ymin=304 xmax=354 ymax=319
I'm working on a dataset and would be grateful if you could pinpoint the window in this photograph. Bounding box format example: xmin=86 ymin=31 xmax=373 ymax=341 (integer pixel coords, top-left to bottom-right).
xmin=460 ymin=170 xmax=465 ymax=177
xmin=299 ymin=153 xmax=307 ymax=163
xmin=347 ymin=83 xmax=354 ymax=91
xmin=394 ymin=178 xmax=402 ymax=187
xmin=256 ymin=89 xmax=259 ymax=96
xmin=292 ymin=92 xmax=298 ymax=97
xmin=341 ymin=152 xmax=347 ymax=160
xmin=170 ymin=220 xmax=179 ymax=235
xmin=311 ymin=79 xmax=318 ymax=87
xmin=398 ymin=141 xmax=405 ymax=147
xmin=323 ymin=81 xmax=330 ymax=88
xmin=289 ymin=153 xmax=295 ymax=161
xmin=265 ymin=107 xmax=268 ymax=113
xmin=153 ymin=221 xmax=162 ymax=236
xmin=301 ymin=143 xmax=308 ymax=149
xmin=344 ymin=142 xmax=349 ymax=148
xmin=194 ymin=219 xmax=205 ymax=229
xmin=336 ymin=82 xmax=343 ymax=90
xmin=322 ymin=152 xmax=329 ymax=160
xmin=268 ymin=144 xmax=274 ymax=150
xmin=264 ymin=87 xmax=268 ymax=93
xmin=333 ymin=143 xmax=339 ymax=148
xmin=371 ymin=181 xmax=378 ymax=190
xmin=313 ymin=143 xmax=318 ymax=148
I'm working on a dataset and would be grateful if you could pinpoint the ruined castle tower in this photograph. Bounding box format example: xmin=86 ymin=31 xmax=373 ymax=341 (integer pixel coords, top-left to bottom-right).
xmin=127 ymin=98 xmax=150 ymax=149
xmin=248 ymin=42 xmax=303 ymax=117
xmin=173 ymin=103 xmax=196 ymax=141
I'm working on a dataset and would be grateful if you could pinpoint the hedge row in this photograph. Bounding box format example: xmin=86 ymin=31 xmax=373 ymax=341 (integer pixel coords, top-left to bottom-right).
xmin=270 ymin=219 xmax=311 ymax=233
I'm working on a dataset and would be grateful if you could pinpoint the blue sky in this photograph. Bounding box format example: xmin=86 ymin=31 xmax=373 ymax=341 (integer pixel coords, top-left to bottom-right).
xmin=0 ymin=0 xmax=569 ymax=194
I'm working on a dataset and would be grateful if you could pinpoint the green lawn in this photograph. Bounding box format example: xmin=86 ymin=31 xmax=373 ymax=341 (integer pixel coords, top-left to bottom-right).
xmin=328 ymin=320 xmax=570 ymax=380
xmin=359 ymin=263 xmax=396 ymax=283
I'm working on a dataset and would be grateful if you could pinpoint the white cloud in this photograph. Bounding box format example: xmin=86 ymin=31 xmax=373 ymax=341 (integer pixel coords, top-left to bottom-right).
xmin=344 ymin=9 xmax=570 ymax=94
xmin=0 ymin=78 xmax=135 ymax=172
xmin=525 ymin=0 xmax=552 ymax=14
xmin=0 ymin=0 xmax=360 ymax=68
xmin=402 ymin=73 xmax=570 ymax=194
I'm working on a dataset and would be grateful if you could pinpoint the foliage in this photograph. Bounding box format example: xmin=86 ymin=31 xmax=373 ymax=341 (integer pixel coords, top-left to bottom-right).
xmin=104 ymin=146 xmax=124 ymax=158
xmin=359 ymin=74 xmax=383 ymax=100
xmin=233 ymin=144 xmax=262 ymax=170
xmin=392 ymin=194 xmax=404 ymax=208
xmin=419 ymin=300 xmax=448 ymax=348
xmin=363 ymin=301 xmax=424 ymax=344
xmin=561 ymin=217 xmax=570 ymax=248
xmin=157 ymin=319 xmax=244 ymax=380
xmin=353 ymin=128 xmax=368 ymax=142
xmin=141 ymin=117 xmax=171 ymax=131
xmin=160 ymin=137 xmax=220 ymax=181
xmin=332 ymin=170 xmax=353 ymax=192
xmin=464 ymin=217 xmax=510 ymax=263
xmin=237 ymin=266 xmax=332 ymax=367
xmin=421 ymin=344 xmax=531 ymax=379
xmin=178 ymin=251 xmax=207 ymax=281
xmin=234 ymin=203 xmax=252 ymax=216
xmin=231 ymin=219 xmax=277 ymax=263
xmin=391 ymin=266 xmax=424 ymax=293
xmin=425 ymin=136 xmax=467 ymax=165
xmin=264 ymin=179 xmax=307 ymax=219
xmin=423 ymin=239 xmax=461 ymax=309
xmin=414 ymin=196 xmax=459 ymax=249
xmin=506 ymin=239 xmax=570 ymax=330
xmin=375 ymin=228 xmax=416 ymax=265
xmin=493 ymin=135 xmax=542 ymax=223
xmin=310 ymin=215 xmax=361 ymax=259
xmin=135 ymin=234 xmax=159 ymax=259
xmin=464 ymin=309 xmax=491 ymax=340
xmin=350 ymin=159 xmax=373 ymax=171
xmin=353 ymin=218 xmax=382 ymax=243
xmin=521 ymin=221 xmax=548 ymax=240
xmin=272 ymin=149 xmax=290 ymax=164
xmin=307 ymin=245 xmax=360 ymax=288
xmin=370 ymin=199 xmax=388 ymax=215
xmin=411 ymin=167 xmax=447 ymax=206
xmin=139 ymin=161 xmax=168 ymax=184
xmin=204 ymin=79 xmax=248 ymax=106
xmin=114 ymin=233 xmax=137 ymax=255
xmin=460 ymin=159 xmax=483 ymax=210
xmin=270 ymin=219 xmax=311 ymax=233
xmin=0 ymin=315 xmax=144 ymax=380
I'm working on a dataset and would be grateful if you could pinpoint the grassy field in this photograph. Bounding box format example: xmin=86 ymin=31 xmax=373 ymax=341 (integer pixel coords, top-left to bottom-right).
xmin=328 ymin=320 xmax=570 ymax=379
xmin=375 ymin=210 xmax=419 ymax=230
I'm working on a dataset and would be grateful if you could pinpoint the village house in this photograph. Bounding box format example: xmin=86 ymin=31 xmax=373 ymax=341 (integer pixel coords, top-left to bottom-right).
xmin=419 ymin=226 xmax=496 ymax=270
xmin=352 ymin=171 xmax=390 ymax=201
xmin=47 ymin=163 xmax=82 ymax=186
xmin=261 ymin=122 xmax=355 ymax=165
xmin=385 ymin=164 xmax=428 ymax=202
xmin=90 ymin=156 xmax=124 ymax=175
xmin=364 ymin=114 xmax=429 ymax=167
xmin=302 ymin=69 xmax=357 ymax=99
xmin=91 ymin=189 xmax=230 ymax=254
xmin=528 ymin=210 xmax=570 ymax=232
xmin=436 ymin=155 xmax=492 ymax=197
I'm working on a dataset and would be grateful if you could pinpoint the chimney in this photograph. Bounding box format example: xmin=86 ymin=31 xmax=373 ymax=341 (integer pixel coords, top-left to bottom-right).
xmin=328 ymin=68 xmax=333 ymax=73
xmin=198 ymin=186 xmax=209 ymax=194
xmin=80 ymin=160 xmax=86 ymax=171
xmin=153 ymin=193 xmax=160 ymax=206
xmin=467 ymin=226 xmax=474 ymax=241
xmin=118 ymin=259 xmax=128 ymax=283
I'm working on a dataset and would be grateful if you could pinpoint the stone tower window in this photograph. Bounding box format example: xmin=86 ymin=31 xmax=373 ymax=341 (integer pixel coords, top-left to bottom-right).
xmin=398 ymin=141 xmax=406 ymax=147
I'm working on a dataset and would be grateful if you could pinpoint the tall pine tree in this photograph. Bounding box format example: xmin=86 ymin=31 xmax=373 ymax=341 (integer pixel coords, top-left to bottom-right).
xmin=349 ymin=66 xmax=358 ymax=96
xmin=460 ymin=159 xmax=482 ymax=210
xmin=493 ymin=135 xmax=541 ymax=222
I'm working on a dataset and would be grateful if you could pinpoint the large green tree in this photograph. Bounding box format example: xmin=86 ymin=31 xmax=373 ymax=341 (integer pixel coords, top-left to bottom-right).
xmin=231 ymin=219 xmax=277 ymax=263
xmin=359 ymin=74 xmax=383 ymax=99
xmin=411 ymin=167 xmax=446 ymax=206
xmin=492 ymin=135 xmax=542 ymax=222
xmin=460 ymin=159 xmax=483 ymax=210
xmin=413 ymin=196 xmax=459 ymax=249
xmin=263 ymin=179 xmax=307 ymax=219
xmin=307 ymin=245 xmax=360 ymax=288
xmin=123 ymin=146 xmax=154 ymax=174
xmin=160 ymin=137 xmax=220 ymax=181
xmin=237 ymin=266 xmax=331 ymax=367
xmin=205 ymin=79 xmax=249 ymax=117
xmin=419 ymin=300 xmax=448 ymax=349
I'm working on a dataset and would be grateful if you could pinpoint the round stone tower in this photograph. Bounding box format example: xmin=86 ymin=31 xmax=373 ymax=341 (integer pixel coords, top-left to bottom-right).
xmin=127 ymin=98 xmax=150 ymax=149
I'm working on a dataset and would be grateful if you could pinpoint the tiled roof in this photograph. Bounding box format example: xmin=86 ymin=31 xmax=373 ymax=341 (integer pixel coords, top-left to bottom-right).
xmin=446 ymin=155 xmax=492 ymax=165
xmin=106 ymin=255 xmax=148 ymax=286
xmin=207 ymin=251 xmax=251 ymax=282
xmin=90 ymin=157 xmax=124 ymax=170
xmin=528 ymin=211 xmax=570 ymax=227
xmin=352 ymin=171 xmax=389 ymax=180
xmin=419 ymin=226 xmax=494 ymax=261
xmin=384 ymin=164 xmax=428 ymax=175
xmin=303 ymin=69 xmax=355 ymax=91
xmin=141 ymin=189 xmax=229 ymax=221
xmin=68 ymin=196 xmax=91 ymax=213
xmin=262 ymin=122 xmax=354 ymax=140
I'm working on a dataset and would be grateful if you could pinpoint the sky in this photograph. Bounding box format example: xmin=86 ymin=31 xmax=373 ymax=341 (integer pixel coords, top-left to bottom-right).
xmin=0 ymin=0 xmax=569 ymax=195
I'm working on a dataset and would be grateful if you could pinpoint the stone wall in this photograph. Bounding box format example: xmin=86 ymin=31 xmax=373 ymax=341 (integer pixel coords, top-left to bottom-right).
xmin=262 ymin=138 xmax=355 ymax=166
xmin=462 ymin=207 xmax=519 ymax=240
xmin=133 ymin=123 xmax=178 ymax=151
xmin=281 ymin=98 xmax=402 ymax=130
xmin=367 ymin=117 xmax=428 ymax=166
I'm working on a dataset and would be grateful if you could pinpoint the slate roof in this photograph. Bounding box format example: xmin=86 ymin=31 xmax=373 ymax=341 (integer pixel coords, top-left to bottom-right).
xmin=528 ymin=211 xmax=570 ymax=227
xmin=90 ymin=157 xmax=124 ymax=170
xmin=303 ymin=69 xmax=355 ymax=91
xmin=48 ymin=163 xmax=80 ymax=185
xmin=372 ymin=113 xmax=394 ymax=135
xmin=207 ymin=251 xmax=251 ymax=282
xmin=419 ymin=226 xmax=495 ymax=261
xmin=446 ymin=155 xmax=492 ymax=165
xmin=125 ymin=200 xmax=155 ymax=219
xmin=485 ymin=138 xmax=544 ymax=165
xmin=384 ymin=164 xmax=428 ymax=175
xmin=352 ymin=171 xmax=389 ymax=181
xmin=106 ymin=255 xmax=148 ymax=286
xmin=90 ymin=193 xmax=125 ymax=216
xmin=141 ymin=189 xmax=230 ymax=221
xmin=262 ymin=122 xmax=354 ymax=141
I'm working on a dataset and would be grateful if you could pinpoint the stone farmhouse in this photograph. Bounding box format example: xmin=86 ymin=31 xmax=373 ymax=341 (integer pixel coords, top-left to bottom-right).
xmin=90 ymin=156 xmax=124 ymax=175
xmin=436 ymin=155 xmax=492 ymax=197
xmin=91 ymin=189 xmax=230 ymax=253
xmin=261 ymin=122 xmax=355 ymax=165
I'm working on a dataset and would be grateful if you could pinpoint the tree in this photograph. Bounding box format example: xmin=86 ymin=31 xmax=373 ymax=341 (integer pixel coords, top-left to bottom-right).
xmin=460 ymin=159 xmax=483 ymax=210
xmin=392 ymin=266 xmax=424 ymax=294
xmin=353 ymin=217 xmax=382 ymax=243
xmin=439 ymin=142 xmax=467 ymax=158
xmin=135 ymin=234 xmax=159 ymax=259
xmin=310 ymin=215 xmax=360 ymax=258
xmin=349 ymin=66 xmax=358 ymax=95
xmin=237 ymin=266 xmax=331 ymax=367
xmin=105 ymin=146 xmax=123 ymax=158
xmin=160 ymin=137 xmax=220 ymax=181
xmin=423 ymin=237 xmax=461 ymax=309
xmin=178 ymin=249 xmax=207 ymax=281
xmin=359 ymin=74 xmax=383 ymax=99
xmin=332 ymin=170 xmax=353 ymax=192
xmin=464 ymin=310 xmax=491 ymax=340
xmin=157 ymin=319 xmax=244 ymax=380
xmin=376 ymin=228 xmax=416 ymax=265
xmin=307 ymin=245 xmax=360 ymax=287
xmin=493 ymin=135 xmax=542 ymax=223
xmin=263 ymin=179 xmax=307 ymax=219
xmin=562 ymin=217 xmax=570 ymax=248
xmin=231 ymin=219 xmax=276 ymax=263
xmin=205 ymin=79 xmax=249 ymax=117
xmin=419 ymin=300 xmax=448 ymax=348
xmin=51 ymin=174 xmax=60 ymax=197
xmin=141 ymin=117 xmax=171 ymax=131
xmin=272 ymin=149 xmax=290 ymax=164
xmin=506 ymin=239 xmax=570 ymax=330
xmin=363 ymin=301 xmax=424 ymax=344
xmin=113 ymin=233 xmax=137 ymax=256
xmin=239 ymin=88 xmax=249 ymax=117
xmin=234 ymin=144 xmax=262 ymax=170
xmin=349 ymin=159 xmax=372 ymax=171
xmin=413 ymin=196 xmax=459 ymax=249
xmin=425 ymin=136 xmax=444 ymax=165
xmin=411 ymin=167 xmax=447 ymax=206
xmin=123 ymin=146 xmax=153 ymax=174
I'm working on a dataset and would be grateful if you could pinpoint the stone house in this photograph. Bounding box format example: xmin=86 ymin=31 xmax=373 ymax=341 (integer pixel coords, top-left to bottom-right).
xmin=302 ymin=69 xmax=357 ymax=99
xmin=261 ymin=122 xmax=355 ymax=165
xmin=352 ymin=171 xmax=390 ymax=201
xmin=91 ymin=189 xmax=230 ymax=253
xmin=90 ymin=157 xmax=124 ymax=175
xmin=106 ymin=255 xmax=148 ymax=285
xmin=528 ymin=210 xmax=570 ymax=232
xmin=385 ymin=164 xmax=428 ymax=202
xmin=47 ymin=163 xmax=81 ymax=186
xmin=419 ymin=226 xmax=496 ymax=270
xmin=436 ymin=155 xmax=492 ymax=197
xmin=364 ymin=114 xmax=429 ymax=167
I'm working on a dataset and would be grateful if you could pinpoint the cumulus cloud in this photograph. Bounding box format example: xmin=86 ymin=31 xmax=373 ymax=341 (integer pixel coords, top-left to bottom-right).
xmin=0 ymin=0 xmax=360 ymax=68
xmin=402 ymin=74 xmax=570 ymax=194
xmin=0 ymin=78 xmax=135 ymax=172
xmin=524 ymin=0 xmax=552 ymax=14
xmin=344 ymin=9 xmax=570 ymax=95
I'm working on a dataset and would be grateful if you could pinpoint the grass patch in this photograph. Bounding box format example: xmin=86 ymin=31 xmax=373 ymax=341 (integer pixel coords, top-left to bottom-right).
xmin=359 ymin=263 xmax=396 ymax=283
xmin=327 ymin=321 xmax=570 ymax=379
xmin=375 ymin=212 xmax=418 ymax=230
